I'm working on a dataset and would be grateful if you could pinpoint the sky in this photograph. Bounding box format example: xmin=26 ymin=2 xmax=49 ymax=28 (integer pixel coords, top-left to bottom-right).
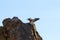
xmin=0 ymin=0 xmax=60 ymax=40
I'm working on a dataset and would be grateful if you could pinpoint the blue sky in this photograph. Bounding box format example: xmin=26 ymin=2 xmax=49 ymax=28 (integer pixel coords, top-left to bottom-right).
xmin=0 ymin=0 xmax=60 ymax=40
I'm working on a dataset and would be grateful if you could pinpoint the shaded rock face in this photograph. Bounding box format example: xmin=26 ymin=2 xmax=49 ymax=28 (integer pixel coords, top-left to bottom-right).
xmin=0 ymin=17 xmax=42 ymax=40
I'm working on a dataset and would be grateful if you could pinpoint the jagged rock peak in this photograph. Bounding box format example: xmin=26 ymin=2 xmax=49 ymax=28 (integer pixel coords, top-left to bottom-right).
xmin=0 ymin=17 xmax=42 ymax=40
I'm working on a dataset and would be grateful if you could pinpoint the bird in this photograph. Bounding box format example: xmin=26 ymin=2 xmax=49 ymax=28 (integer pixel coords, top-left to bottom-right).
xmin=28 ymin=18 xmax=40 ymax=22
xmin=28 ymin=18 xmax=40 ymax=25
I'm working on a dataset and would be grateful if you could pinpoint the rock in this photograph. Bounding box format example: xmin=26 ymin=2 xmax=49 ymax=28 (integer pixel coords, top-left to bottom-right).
xmin=0 ymin=17 xmax=42 ymax=40
xmin=0 ymin=26 xmax=5 ymax=40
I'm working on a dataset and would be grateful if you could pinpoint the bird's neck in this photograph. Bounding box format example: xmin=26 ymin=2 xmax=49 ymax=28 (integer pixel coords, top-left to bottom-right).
xmin=30 ymin=21 xmax=34 ymax=25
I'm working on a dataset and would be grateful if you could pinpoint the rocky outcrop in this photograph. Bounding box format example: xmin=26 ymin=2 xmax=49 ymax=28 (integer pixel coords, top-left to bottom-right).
xmin=0 ymin=17 xmax=42 ymax=40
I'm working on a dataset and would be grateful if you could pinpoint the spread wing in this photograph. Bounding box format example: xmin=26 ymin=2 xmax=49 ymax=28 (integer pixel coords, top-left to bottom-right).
xmin=34 ymin=18 xmax=40 ymax=22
